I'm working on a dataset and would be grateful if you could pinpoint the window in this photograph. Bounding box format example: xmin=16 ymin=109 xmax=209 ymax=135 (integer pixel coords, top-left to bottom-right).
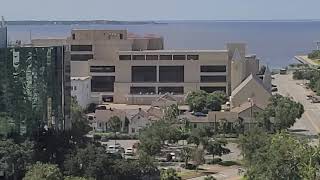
xmin=173 ymin=55 xmax=186 ymax=60
xmin=71 ymin=54 xmax=93 ymax=61
xmin=159 ymin=66 xmax=184 ymax=82
xmin=91 ymin=76 xmax=115 ymax=92
xmin=132 ymin=66 xmax=157 ymax=82
xmin=200 ymin=76 xmax=226 ymax=82
xmin=132 ymin=128 xmax=135 ymax=133
xmin=160 ymin=55 xmax=172 ymax=60
xmin=120 ymin=33 xmax=123 ymax=40
xmin=187 ymin=55 xmax=199 ymax=60
xmin=200 ymin=86 xmax=226 ymax=93
xmin=193 ymin=124 xmax=197 ymax=128
xmin=90 ymin=66 xmax=115 ymax=73
xmin=158 ymin=87 xmax=184 ymax=94
xmin=146 ymin=55 xmax=159 ymax=60
xmin=71 ymin=45 xmax=92 ymax=51
xmin=119 ymin=55 xmax=131 ymax=60
xmin=72 ymin=33 xmax=75 ymax=40
xmin=132 ymin=55 xmax=146 ymax=60
xmin=74 ymin=86 xmax=77 ymax=90
xmin=130 ymin=87 xmax=156 ymax=94
xmin=201 ymin=65 xmax=226 ymax=72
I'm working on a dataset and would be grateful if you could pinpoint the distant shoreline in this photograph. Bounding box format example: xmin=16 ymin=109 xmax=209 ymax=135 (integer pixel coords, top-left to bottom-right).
xmin=5 ymin=19 xmax=320 ymax=26
xmin=6 ymin=20 xmax=167 ymax=26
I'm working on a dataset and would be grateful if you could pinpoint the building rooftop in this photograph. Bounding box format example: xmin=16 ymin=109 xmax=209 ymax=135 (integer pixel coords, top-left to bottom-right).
xmin=71 ymin=76 xmax=91 ymax=80
xmin=119 ymin=49 xmax=228 ymax=53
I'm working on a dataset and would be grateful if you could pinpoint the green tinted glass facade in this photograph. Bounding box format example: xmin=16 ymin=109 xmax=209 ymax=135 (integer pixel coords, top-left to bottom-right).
xmin=0 ymin=46 xmax=71 ymax=135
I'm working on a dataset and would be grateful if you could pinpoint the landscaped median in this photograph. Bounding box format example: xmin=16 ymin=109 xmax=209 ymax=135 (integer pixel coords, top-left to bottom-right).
xmin=295 ymin=55 xmax=320 ymax=66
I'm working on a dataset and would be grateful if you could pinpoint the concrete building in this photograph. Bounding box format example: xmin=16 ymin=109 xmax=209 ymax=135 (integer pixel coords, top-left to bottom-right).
xmin=0 ymin=16 xmax=7 ymax=48
xmin=71 ymin=76 xmax=91 ymax=108
xmin=32 ymin=29 xmax=270 ymax=108
xmin=0 ymin=46 xmax=71 ymax=133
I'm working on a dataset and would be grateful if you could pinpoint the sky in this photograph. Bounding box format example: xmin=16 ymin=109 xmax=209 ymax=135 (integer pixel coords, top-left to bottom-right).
xmin=2 ymin=0 xmax=320 ymax=21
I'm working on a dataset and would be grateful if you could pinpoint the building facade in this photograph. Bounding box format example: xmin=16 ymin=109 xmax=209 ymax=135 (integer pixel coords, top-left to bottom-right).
xmin=0 ymin=46 xmax=71 ymax=134
xmin=32 ymin=29 xmax=265 ymax=106
xmin=71 ymin=76 xmax=91 ymax=108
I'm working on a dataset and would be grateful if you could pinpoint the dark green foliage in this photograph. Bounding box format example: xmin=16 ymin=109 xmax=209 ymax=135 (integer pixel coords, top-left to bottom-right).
xmin=23 ymin=162 xmax=63 ymax=180
xmin=64 ymin=144 xmax=159 ymax=180
xmin=206 ymin=139 xmax=230 ymax=161
xmin=186 ymin=90 xmax=227 ymax=112
xmin=0 ymin=139 xmax=34 ymax=180
xmin=160 ymin=168 xmax=181 ymax=180
xmin=240 ymin=131 xmax=320 ymax=180
xmin=256 ymin=94 xmax=304 ymax=131
xmin=308 ymin=50 xmax=320 ymax=59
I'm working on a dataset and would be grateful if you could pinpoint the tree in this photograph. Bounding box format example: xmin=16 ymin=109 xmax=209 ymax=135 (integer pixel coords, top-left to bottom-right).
xmin=63 ymin=144 xmax=114 ymax=180
xmin=206 ymin=139 xmax=230 ymax=162
xmin=160 ymin=168 xmax=181 ymax=180
xmin=23 ymin=162 xmax=63 ymax=180
xmin=164 ymin=104 xmax=180 ymax=122
xmin=0 ymin=140 xmax=34 ymax=180
xmin=256 ymin=94 xmax=304 ymax=131
xmin=186 ymin=90 xmax=207 ymax=112
xmin=238 ymin=127 xmax=270 ymax=166
xmin=186 ymin=90 xmax=227 ymax=112
xmin=244 ymin=132 xmax=320 ymax=180
xmin=108 ymin=116 xmax=122 ymax=146
xmin=192 ymin=148 xmax=205 ymax=170
xmin=180 ymin=147 xmax=193 ymax=168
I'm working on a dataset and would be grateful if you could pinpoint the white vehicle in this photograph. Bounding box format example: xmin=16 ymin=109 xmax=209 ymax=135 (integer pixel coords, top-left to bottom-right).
xmin=106 ymin=144 xmax=123 ymax=154
xmin=125 ymin=148 xmax=134 ymax=156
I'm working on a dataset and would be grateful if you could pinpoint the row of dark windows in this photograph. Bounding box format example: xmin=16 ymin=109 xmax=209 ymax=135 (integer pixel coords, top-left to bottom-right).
xmin=91 ymin=76 xmax=115 ymax=92
xmin=200 ymin=76 xmax=226 ymax=82
xmin=130 ymin=86 xmax=184 ymax=95
xmin=201 ymin=65 xmax=226 ymax=72
xmin=71 ymin=54 xmax=93 ymax=61
xmin=130 ymin=86 xmax=226 ymax=95
xmin=71 ymin=45 xmax=92 ymax=51
xmin=131 ymin=66 xmax=184 ymax=83
xmin=200 ymin=86 xmax=226 ymax=93
xmin=90 ymin=66 xmax=115 ymax=73
xmin=119 ymin=54 xmax=199 ymax=61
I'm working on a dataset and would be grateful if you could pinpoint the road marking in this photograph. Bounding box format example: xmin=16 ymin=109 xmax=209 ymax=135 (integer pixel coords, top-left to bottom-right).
xmin=304 ymin=111 xmax=320 ymax=132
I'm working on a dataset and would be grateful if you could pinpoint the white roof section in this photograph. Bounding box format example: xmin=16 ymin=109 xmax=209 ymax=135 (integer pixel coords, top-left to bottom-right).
xmin=71 ymin=76 xmax=91 ymax=80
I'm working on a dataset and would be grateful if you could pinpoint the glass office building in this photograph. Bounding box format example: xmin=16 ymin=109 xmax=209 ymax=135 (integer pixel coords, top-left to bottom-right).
xmin=0 ymin=46 xmax=71 ymax=135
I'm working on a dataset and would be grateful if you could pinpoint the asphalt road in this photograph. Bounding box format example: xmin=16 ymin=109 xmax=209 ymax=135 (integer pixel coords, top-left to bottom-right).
xmin=273 ymin=73 xmax=320 ymax=138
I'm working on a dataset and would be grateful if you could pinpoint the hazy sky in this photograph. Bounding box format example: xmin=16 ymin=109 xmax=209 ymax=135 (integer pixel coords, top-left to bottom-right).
xmin=2 ymin=0 xmax=320 ymax=21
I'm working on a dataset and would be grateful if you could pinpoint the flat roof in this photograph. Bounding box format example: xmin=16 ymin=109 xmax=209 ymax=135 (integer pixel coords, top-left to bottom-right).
xmin=71 ymin=76 xmax=91 ymax=80
xmin=119 ymin=49 xmax=228 ymax=53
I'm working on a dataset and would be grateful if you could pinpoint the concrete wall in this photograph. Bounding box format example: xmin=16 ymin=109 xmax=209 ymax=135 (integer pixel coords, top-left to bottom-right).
xmin=71 ymin=77 xmax=91 ymax=108
xmin=31 ymin=39 xmax=67 ymax=46
xmin=113 ymin=50 xmax=230 ymax=104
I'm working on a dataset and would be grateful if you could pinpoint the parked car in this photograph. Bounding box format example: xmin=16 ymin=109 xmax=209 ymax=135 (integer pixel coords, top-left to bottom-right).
xmin=106 ymin=144 xmax=124 ymax=154
xmin=271 ymin=88 xmax=278 ymax=92
xmin=125 ymin=148 xmax=134 ymax=156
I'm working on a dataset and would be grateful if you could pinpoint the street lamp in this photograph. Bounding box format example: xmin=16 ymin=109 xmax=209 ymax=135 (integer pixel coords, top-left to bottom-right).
xmin=248 ymin=98 xmax=253 ymax=131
